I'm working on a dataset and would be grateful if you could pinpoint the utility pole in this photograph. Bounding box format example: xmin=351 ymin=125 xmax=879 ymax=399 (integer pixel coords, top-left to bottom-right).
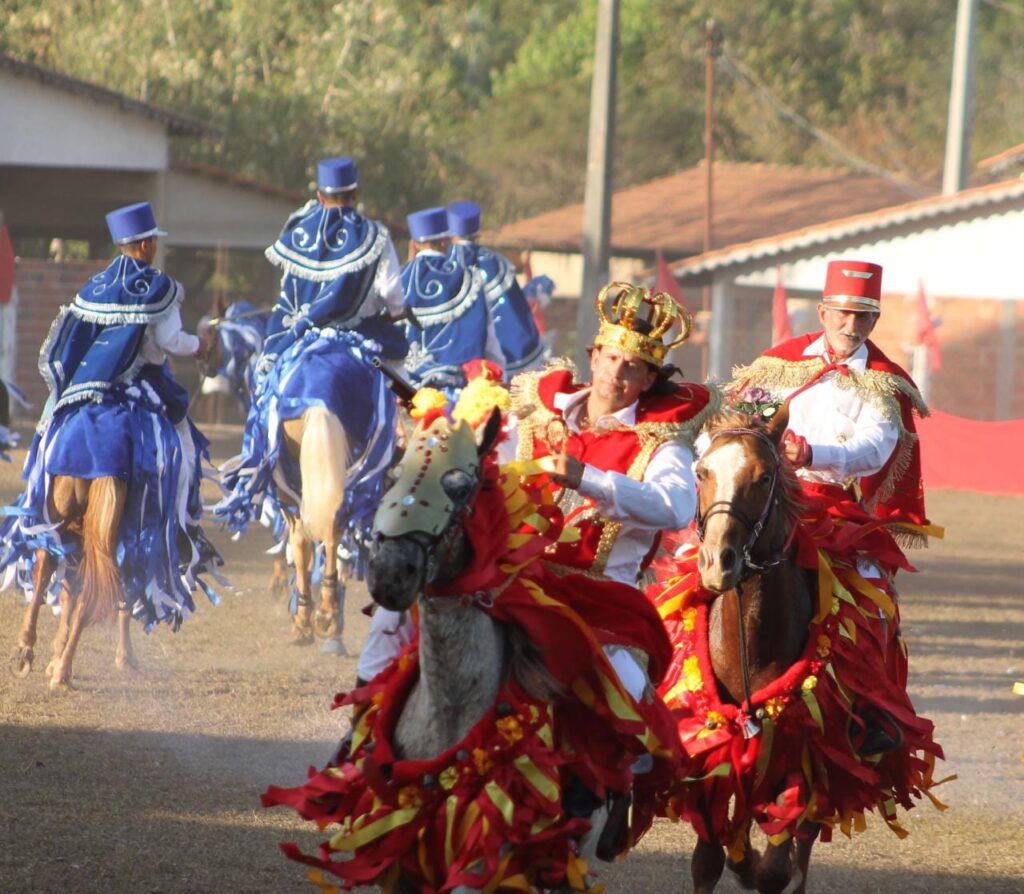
xmin=701 ymin=20 xmax=722 ymax=380
xmin=942 ymin=0 xmax=979 ymax=195
xmin=577 ymin=0 xmax=620 ymax=370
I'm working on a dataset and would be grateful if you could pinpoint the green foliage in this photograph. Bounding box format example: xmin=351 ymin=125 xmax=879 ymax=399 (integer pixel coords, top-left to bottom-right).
xmin=1 ymin=0 xmax=1021 ymax=227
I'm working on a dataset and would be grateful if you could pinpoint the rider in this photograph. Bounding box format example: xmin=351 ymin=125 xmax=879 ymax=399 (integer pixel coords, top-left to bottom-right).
xmin=217 ymin=157 xmax=407 ymax=572
xmin=730 ymin=258 xmax=941 ymax=750
xmin=499 ymin=282 xmax=719 ymax=693
xmin=0 ymin=201 xmax=217 ymax=623
xmin=400 ymin=206 xmax=504 ymax=397
xmin=447 ymin=200 xmax=547 ymax=378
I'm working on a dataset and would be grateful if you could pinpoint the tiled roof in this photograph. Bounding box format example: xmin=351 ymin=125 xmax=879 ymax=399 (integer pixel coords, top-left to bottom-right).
xmin=978 ymin=143 xmax=1024 ymax=174
xmin=490 ymin=161 xmax=926 ymax=257
xmin=0 ymin=52 xmax=219 ymax=138
xmin=668 ymin=177 xmax=1024 ymax=280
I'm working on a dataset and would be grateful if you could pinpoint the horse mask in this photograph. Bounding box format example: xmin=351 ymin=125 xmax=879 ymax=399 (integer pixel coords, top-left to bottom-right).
xmin=369 ymin=409 xmax=502 ymax=611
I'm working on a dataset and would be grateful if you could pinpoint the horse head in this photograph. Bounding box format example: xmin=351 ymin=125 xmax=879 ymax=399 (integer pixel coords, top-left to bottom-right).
xmin=695 ymin=404 xmax=799 ymax=593
xmin=368 ymin=408 xmax=502 ymax=612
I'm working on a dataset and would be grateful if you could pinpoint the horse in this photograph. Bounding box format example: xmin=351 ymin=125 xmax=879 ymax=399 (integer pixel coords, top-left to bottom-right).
xmin=263 ymin=409 xmax=669 ymax=893
xmin=216 ymin=325 xmax=399 ymax=651
xmin=10 ymin=476 xmax=133 ymax=691
xmin=685 ymin=404 xmax=818 ymax=892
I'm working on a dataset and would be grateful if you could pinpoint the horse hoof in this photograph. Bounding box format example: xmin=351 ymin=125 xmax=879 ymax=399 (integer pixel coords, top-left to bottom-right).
xmin=116 ymin=656 xmax=140 ymax=673
xmin=9 ymin=646 xmax=34 ymax=678
xmin=48 ymin=676 xmax=73 ymax=694
xmin=270 ymin=580 xmax=288 ymax=600
xmin=290 ymin=627 xmax=315 ymax=646
xmin=313 ymin=612 xmax=339 ymax=639
xmin=320 ymin=637 xmax=348 ymax=657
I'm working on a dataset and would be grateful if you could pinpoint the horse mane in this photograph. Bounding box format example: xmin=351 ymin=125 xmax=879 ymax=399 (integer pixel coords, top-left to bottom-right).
xmin=704 ymin=409 xmax=804 ymax=533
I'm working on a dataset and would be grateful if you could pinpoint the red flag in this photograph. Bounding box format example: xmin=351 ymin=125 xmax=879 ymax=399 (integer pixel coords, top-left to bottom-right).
xmin=522 ymin=251 xmax=533 ymax=283
xmin=916 ymin=279 xmax=942 ymax=372
xmin=655 ymin=251 xmax=689 ymax=312
xmin=772 ymin=266 xmax=791 ymax=345
xmin=0 ymin=223 xmax=15 ymax=306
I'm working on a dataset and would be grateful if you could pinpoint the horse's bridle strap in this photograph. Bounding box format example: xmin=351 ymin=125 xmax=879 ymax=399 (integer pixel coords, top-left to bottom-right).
xmin=423 ymin=572 xmax=517 ymax=613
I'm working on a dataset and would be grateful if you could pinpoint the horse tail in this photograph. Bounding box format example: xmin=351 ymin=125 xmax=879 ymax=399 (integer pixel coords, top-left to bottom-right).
xmin=299 ymin=406 xmax=348 ymax=544
xmin=78 ymin=477 xmax=126 ymax=626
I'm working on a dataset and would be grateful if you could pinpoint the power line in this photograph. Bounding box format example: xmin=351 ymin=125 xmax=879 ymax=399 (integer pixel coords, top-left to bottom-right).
xmin=717 ymin=48 xmax=930 ymax=198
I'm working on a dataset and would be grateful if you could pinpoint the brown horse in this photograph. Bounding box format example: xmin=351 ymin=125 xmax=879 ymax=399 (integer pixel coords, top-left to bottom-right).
xmin=10 ymin=476 xmax=134 ymax=692
xmin=689 ymin=404 xmax=819 ymax=893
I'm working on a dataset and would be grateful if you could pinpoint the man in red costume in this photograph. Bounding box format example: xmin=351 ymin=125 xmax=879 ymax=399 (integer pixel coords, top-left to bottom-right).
xmin=500 ymin=281 xmax=720 ymax=700
xmin=731 ymin=258 xmax=942 ymax=749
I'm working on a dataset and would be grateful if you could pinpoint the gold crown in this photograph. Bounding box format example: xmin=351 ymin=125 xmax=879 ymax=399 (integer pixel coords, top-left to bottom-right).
xmin=593 ymin=282 xmax=692 ymax=366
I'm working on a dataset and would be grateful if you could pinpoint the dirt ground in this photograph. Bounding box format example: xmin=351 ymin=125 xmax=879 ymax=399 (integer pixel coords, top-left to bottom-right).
xmin=1 ymin=423 xmax=1022 ymax=893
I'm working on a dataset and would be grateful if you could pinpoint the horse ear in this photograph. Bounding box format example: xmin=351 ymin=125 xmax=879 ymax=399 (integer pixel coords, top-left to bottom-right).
xmin=477 ymin=407 xmax=503 ymax=457
xmin=764 ymin=400 xmax=790 ymax=444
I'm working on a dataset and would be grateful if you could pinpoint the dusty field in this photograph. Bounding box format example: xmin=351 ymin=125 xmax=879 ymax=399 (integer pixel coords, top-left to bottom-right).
xmin=1 ymin=423 xmax=1022 ymax=893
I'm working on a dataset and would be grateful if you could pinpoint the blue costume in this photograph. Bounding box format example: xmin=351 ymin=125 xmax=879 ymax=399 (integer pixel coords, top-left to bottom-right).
xmin=203 ymin=301 xmax=270 ymax=412
xmin=216 ymin=159 xmax=404 ymax=575
xmin=401 ymin=206 xmax=502 ymax=397
xmin=448 ymin=201 xmax=547 ymax=377
xmin=0 ymin=202 xmax=221 ymax=629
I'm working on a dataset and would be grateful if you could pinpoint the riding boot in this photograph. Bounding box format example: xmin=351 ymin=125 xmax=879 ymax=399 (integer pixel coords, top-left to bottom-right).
xmin=853 ymin=707 xmax=904 ymax=756
xmin=595 ymin=790 xmax=632 ymax=862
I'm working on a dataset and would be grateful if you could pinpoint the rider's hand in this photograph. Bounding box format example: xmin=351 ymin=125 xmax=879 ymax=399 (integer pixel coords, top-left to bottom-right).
xmin=782 ymin=430 xmax=812 ymax=468
xmin=548 ymin=452 xmax=584 ymax=490
xmin=194 ymin=334 xmax=211 ymax=362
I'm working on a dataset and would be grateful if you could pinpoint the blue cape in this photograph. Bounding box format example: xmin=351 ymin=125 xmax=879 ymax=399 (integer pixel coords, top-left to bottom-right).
xmin=452 ymin=242 xmax=545 ymax=375
xmin=401 ymin=250 xmax=488 ymax=389
xmin=40 ymin=256 xmax=183 ymax=415
xmin=263 ymin=204 xmax=398 ymax=359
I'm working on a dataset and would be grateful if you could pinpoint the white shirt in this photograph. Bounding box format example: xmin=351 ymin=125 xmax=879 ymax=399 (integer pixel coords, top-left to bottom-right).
xmin=500 ymin=387 xmax=697 ymax=585
xmin=374 ymin=237 xmax=406 ymax=317
xmin=138 ymin=304 xmax=200 ymax=365
xmin=779 ymin=335 xmax=899 ymax=485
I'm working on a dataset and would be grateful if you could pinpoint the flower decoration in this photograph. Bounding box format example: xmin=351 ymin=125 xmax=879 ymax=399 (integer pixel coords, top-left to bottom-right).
xmin=816 ymin=634 xmax=832 ymax=657
xmin=683 ymin=655 xmax=703 ymax=692
xmin=397 ymin=784 xmax=424 ymax=810
xmin=801 ymin=675 xmax=818 ymax=692
xmin=730 ymin=387 xmax=783 ymax=423
xmin=496 ymin=716 xmax=525 ymax=745
xmin=439 ymin=766 xmax=460 ymax=791
xmin=682 ymin=607 xmax=698 ymax=633
xmin=764 ymin=697 xmax=786 ymax=719
xmin=473 ymin=747 xmax=493 ymax=775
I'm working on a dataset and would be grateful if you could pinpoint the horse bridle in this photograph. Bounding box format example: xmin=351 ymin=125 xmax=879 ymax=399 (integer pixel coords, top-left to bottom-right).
xmin=696 ymin=426 xmax=789 ymax=737
xmin=696 ymin=427 xmax=786 ymax=577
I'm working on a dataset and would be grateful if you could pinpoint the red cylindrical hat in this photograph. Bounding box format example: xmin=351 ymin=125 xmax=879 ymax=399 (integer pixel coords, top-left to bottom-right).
xmin=822 ymin=260 xmax=883 ymax=311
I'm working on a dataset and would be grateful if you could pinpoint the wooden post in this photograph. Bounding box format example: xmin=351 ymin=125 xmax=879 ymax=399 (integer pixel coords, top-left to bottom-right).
xmin=577 ymin=0 xmax=620 ymax=370
xmin=701 ymin=20 xmax=722 ymax=380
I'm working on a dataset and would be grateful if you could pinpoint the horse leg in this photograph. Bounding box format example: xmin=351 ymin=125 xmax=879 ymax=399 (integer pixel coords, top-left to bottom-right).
xmin=692 ymin=836 xmax=727 ymax=894
xmin=725 ymin=820 xmax=759 ymax=890
xmin=755 ymin=836 xmax=796 ymax=894
xmin=115 ymin=605 xmax=138 ymax=671
xmin=315 ymin=534 xmax=348 ymax=655
xmin=269 ymin=552 xmax=289 ymax=600
xmin=46 ymin=582 xmax=73 ymax=679
xmin=288 ymin=518 xmax=315 ymax=646
xmin=9 ymin=549 xmax=58 ymax=677
xmin=783 ymin=823 xmax=818 ymax=894
xmin=48 ymin=477 xmax=126 ymax=692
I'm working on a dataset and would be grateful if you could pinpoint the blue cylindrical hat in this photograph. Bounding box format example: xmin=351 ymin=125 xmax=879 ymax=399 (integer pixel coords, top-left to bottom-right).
xmin=406 ymin=207 xmax=450 ymax=242
xmin=105 ymin=202 xmax=167 ymax=244
xmin=447 ymin=200 xmax=481 ymax=238
xmin=317 ymin=157 xmax=358 ymax=193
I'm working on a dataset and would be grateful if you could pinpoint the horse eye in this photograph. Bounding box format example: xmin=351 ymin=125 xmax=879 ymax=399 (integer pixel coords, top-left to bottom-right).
xmin=759 ymin=473 xmax=772 ymax=486
xmin=695 ymin=466 xmax=707 ymax=481
xmin=441 ymin=469 xmax=474 ymax=503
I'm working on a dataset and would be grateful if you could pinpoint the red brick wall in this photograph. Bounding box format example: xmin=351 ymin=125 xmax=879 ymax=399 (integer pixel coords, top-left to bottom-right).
xmin=10 ymin=259 xmax=108 ymax=414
